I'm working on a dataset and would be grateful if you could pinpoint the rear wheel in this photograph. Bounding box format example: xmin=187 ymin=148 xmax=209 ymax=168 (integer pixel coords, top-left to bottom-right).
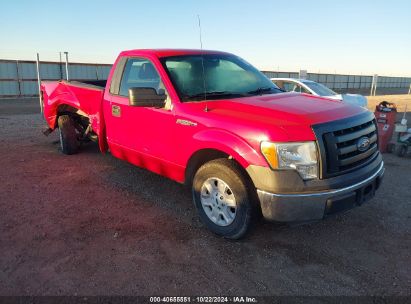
xmin=192 ymin=159 xmax=254 ymax=239
xmin=58 ymin=115 xmax=79 ymax=155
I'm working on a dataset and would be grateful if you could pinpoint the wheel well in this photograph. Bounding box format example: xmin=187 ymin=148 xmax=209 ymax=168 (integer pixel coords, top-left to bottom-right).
xmin=185 ymin=148 xmax=261 ymax=215
xmin=185 ymin=149 xmax=230 ymax=186
xmin=56 ymin=104 xmax=90 ymax=133
xmin=57 ymin=104 xmax=84 ymax=115
xmin=185 ymin=149 xmax=254 ymax=186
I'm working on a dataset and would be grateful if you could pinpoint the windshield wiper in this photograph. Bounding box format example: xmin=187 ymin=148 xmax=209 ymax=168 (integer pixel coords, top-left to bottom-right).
xmin=184 ymin=91 xmax=248 ymax=101
xmin=247 ymin=87 xmax=283 ymax=95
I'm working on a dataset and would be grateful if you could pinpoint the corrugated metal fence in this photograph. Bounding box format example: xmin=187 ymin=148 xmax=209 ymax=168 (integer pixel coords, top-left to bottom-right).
xmin=262 ymin=71 xmax=411 ymax=92
xmin=0 ymin=59 xmax=111 ymax=97
xmin=1 ymin=59 xmax=410 ymax=97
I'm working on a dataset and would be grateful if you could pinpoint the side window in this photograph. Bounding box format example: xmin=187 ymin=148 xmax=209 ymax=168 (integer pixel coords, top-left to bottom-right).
xmin=272 ymin=80 xmax=284 ymax=90
xmin=119 ymin=58 xmax=166 ymax=97
xmin=300 ymin=86 xmax=311 ymax=94
xmin=282 ymin=81 xmax=295 ymax=92
xmin=294 ymin=84 xmax=311 ymax=94
xmin=294 ymin=84 xmax=303 ymax=93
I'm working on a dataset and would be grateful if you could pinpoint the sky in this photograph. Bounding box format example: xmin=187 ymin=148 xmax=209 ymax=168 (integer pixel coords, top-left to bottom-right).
xmin=1 ymin=0 xmax=410 ymax=76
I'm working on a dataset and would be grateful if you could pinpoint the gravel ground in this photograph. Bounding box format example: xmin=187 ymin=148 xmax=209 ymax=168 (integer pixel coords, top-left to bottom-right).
xmin=0 ymin=99 xmax=410 ymax=296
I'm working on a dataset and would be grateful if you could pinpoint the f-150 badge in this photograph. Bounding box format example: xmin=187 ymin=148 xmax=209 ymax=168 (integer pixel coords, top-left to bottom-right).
xmin=176 ymin=119 xmax=197 ymax=126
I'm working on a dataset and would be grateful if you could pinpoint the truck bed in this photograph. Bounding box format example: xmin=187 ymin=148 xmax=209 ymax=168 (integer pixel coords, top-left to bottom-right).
xmin=41 ymin=80 xmax=106 ymax=150
xmin=72 ymin=80 xmax=107 ymax=88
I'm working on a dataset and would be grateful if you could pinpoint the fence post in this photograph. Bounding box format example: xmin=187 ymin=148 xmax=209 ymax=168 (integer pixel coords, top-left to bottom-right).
xmin=332 ymin=70 xmax=337 ymax=90
xmin=59 ymin=52 xmax=63 ymax=80
xmin=374 ymin=75 xmax=378 ymax=96
xmin=64 ymin=52 xmax=69 ymax=81
xmin=371 ymin=74 xmax=378 ymax=96
xmin=36 ymin=53 xmax=43 ymax=113
xmin=15 ymin=60 xmax=21 ymax=97
xmin=359 ymin=74 xmax=362 ymax=94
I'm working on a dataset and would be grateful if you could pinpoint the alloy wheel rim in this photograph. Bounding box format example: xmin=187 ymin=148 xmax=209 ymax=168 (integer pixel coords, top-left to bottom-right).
xmin=200 ymin=177 xmax=237 ymax=226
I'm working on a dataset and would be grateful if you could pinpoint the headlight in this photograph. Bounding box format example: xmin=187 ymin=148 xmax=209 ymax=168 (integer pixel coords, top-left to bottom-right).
xmin=261 ymin=141 xmax=318 ymax=180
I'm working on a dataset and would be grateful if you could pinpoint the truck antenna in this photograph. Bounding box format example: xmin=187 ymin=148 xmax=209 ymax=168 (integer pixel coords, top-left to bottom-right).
xmin=197 ymin=14 xmax=208 ymax=112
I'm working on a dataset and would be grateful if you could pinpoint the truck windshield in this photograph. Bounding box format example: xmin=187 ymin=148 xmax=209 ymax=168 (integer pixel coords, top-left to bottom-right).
xmin=160 ymin=54 xmax=282 ymax=102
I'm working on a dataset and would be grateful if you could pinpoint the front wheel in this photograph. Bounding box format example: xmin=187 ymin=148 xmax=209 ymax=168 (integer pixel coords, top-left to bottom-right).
xmin=192 ymin=159 xmax=254 ymax=239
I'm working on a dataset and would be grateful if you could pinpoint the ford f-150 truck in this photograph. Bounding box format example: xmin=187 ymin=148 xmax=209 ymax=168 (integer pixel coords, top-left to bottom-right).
xmin=41 ymin=49 xmax=384 ymax=239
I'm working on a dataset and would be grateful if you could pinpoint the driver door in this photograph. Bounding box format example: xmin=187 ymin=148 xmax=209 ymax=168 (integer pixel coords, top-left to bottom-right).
xmin=105 ymin=57 xmax=176 ymax=174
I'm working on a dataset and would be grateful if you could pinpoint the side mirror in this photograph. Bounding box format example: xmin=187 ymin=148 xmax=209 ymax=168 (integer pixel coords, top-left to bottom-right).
xmin=128 ymin=87 xmax=166 ymax=107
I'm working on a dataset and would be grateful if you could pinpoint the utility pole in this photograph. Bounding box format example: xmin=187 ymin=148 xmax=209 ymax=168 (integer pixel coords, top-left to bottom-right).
xmin=64 ymin=51 xmax=69 ymax=81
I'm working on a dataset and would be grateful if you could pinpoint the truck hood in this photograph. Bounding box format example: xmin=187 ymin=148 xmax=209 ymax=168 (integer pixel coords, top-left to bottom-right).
xmin=208 ymin=92 xmax=367 ymax=125
xmin=186 ymin=92 xmax=369 ymax=142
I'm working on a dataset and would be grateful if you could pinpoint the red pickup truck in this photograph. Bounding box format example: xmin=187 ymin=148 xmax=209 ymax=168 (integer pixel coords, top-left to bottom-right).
xmin=41 ymin=49 xmax=384 ymax=239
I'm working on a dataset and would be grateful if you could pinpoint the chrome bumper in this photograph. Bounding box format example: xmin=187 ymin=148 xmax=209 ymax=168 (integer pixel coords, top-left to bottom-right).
xmin=257 ymin=162 xmax=385 ymax=222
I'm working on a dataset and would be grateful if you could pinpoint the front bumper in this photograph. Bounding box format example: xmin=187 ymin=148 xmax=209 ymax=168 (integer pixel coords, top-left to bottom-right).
xmin=257 ymin=162 xmax=385 ymax=222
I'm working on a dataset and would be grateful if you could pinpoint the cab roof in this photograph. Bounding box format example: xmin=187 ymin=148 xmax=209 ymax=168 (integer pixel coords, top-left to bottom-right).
xmin=120 ymin=49 xmax=232 ymax=58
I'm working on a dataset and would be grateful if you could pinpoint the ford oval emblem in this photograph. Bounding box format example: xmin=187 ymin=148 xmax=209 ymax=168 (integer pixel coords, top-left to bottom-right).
xmin=357 ymin=136 xmax=371 ymax=152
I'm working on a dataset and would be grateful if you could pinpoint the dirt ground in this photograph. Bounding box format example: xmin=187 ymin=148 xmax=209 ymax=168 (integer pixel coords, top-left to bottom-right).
xmin=0 ymin=98 xmax=410 ymax=296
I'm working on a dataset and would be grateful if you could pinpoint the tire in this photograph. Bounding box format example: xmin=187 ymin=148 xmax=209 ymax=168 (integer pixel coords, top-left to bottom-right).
xmin=386 ymin=143 xmax=395 ymax=153
xmin=395 ymin=144 xmax=407 ymax=157
xmin=192 ymin=159 xmax=254 ymax=239
xmin=57 ymin=115 xmax=79 ymax=155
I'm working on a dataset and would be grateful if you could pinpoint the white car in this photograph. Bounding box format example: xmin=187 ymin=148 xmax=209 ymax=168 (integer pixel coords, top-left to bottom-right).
xmin=271 ymin=78 xmax=368 ymax=108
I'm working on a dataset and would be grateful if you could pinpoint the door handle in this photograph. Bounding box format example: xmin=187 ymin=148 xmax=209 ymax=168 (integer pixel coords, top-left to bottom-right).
xmin=112 ymin=105 xmax=121 ymax=117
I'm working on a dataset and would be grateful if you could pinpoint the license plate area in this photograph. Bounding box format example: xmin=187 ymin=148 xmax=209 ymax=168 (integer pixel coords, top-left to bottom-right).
xmin=325 ymin=177 xmax=379 ymax=216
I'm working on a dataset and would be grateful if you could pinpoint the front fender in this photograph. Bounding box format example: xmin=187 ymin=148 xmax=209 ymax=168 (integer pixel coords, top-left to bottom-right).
xmin=191 ymin=128 xmax=267 ymax=168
